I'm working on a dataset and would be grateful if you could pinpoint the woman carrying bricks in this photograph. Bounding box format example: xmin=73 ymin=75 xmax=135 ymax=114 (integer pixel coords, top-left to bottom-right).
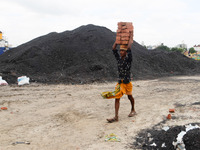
xmin=101 ymin=22 xmax=136 ymax=123
xmin=105 ymin=38 xmax=136 ymax=123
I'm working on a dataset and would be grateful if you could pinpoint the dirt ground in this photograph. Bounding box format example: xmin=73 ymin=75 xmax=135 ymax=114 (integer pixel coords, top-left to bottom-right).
xmin=0 ymin=75 xmax=200 ymax=150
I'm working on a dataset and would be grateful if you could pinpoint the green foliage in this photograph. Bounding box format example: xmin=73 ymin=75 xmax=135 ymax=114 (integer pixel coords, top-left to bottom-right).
xmin=171 ymin=47 xmax=185 ymax=53
xmin=143 ymin=45 xmax=147 ymax=49
xmin=189 ymin=47 xmax=196 ymax=53
xmin=154 ymin=45 xmax=196 ymax=54
xmin=156 ymin=45 xmax=170 ymax=51
xmin=156 ymin=45 xmax=186 ymax=53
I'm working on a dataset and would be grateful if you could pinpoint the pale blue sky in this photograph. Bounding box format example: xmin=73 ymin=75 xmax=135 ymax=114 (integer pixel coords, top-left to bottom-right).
xmin=0 ymin=0 xmax=200 ymax=48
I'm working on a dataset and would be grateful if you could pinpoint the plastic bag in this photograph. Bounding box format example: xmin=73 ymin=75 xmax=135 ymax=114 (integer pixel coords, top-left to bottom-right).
xmin=0 ymin=76 xmax=8 ymax=85
xmin=18 ymin=76 xmax=30 ymax=86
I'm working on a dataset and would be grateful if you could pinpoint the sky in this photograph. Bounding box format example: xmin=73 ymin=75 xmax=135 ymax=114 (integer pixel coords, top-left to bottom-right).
xmin=0 ymin=0 xmax=200 ymax=48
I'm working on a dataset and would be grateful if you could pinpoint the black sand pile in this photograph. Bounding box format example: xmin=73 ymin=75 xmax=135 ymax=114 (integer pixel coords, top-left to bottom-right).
xmin=0 ymin=24 xmax=200 ymax=84
xmin=132 ymin=123 xmax=200 ymax=150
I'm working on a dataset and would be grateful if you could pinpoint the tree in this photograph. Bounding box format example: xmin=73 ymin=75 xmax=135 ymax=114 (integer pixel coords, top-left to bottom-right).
xmin=189 ymin=47 xmax=196 ymax=54
xmin=156 ymin=45 xmax=170 ymax=51
xmin=143 ymin=45 xmax=147 ymax=49
xmin=171 ymin=47 xmax=185 ymax=53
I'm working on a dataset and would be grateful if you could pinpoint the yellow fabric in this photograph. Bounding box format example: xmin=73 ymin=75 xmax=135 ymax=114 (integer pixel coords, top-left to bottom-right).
xmin=101 ymin=82 xmax=132 ymax=99
xmin=101 ymin=84 xmax=120 ymax=99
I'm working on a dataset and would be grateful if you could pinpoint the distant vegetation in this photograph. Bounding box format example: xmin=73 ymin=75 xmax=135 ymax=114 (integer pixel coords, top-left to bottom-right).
xmin=155 ymin=45 xmax=196 ymax=53
xmin=171 ymin=47 xmax=185 ymax=53
xmin=156 ymin=45 xmax=171 ymax=52
xmin=189 ymin=47 xmax=196 ymax=53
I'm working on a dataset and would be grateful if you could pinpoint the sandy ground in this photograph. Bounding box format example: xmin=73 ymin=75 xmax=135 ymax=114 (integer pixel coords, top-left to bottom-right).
xmin=0 ymin=75 xmax=200 ymax=150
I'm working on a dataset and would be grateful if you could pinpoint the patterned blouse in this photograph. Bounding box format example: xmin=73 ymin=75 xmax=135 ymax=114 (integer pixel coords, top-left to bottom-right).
xmin=113 ymin=49 xmax=132 ymax=84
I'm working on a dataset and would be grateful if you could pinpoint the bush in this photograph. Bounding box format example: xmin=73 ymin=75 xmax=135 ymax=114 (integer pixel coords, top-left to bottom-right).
xmin=189 ymin=47 xmax=196 ymax=54
xmin=156 ymin=45 xmax=170 ymax=51
xmin=171 ymin=47 xmax=185 ymax=53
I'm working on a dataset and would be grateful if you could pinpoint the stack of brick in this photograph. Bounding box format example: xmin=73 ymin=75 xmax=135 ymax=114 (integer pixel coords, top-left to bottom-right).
xmin=116 ymin=22 xmax=134 ymax=45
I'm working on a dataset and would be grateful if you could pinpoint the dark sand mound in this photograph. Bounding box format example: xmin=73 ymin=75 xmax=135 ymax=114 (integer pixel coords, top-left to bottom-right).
xmin=0 ymin=24 xmax=200 ymax=84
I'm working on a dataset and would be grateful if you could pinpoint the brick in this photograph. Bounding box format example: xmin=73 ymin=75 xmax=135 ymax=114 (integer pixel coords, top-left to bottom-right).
xmin=116 ymin=40 xmax=121 ymax=44
xmin=118 ymin=22 xmax=132 ymax=26
xmin=121 ymin=41 xmax=129 ymax=44
xmin=128 ymin=27 xmax=133 ymax=31
xmin=121 ymin=29 xmax=129 ymax=33
xmin=116 ymin=33 xmax=122 ymax=37
xmin=121 ymin=37 xmax=130 ymax=41
xmin=1 ymin=107 xmax=7 ymax=110
xmin=120 ymin=44 xmax=128 ymax=50
xmin=126 ymin=22 xmax=132 ymax=26
xmin=117 ymin=22 xmax=123 ymax=29
xmin=117 ymin=29 xmax=122 ymax=33
xmin=116 ymin=36 xmax=121 ymax=41
xmin=126 ymin=23 xmax=133 ymax=29
xmin=117 ymin=22 xmax=122 ymax=26
xmin=129 ymin=30 xmax=134 ymax=34
xmin=116 ymin=42 xmax=121 ymax=45
xmin=122 ymin=22 xmax=127 ymax=26
xmin=127 ymin=24 xmax=133 ymax=28
xmin=118 ymin=22 xmax=126 ymax=26
xmin=117 ymin=33 xmax=122 ymax=36
xmin=122 ymin=26 xmax=127 ymax=29
xmin=169 ymin=109 xmax=175 ymax=113
xmin=167 ymin=114 xmax=171 ymax=119
xmin=116 ymin=22 xmax=134 ymax=44
xmin=121 ymin=33 xmax=130 ymax=37
xmin=117 ymin=22 xmax=133 ymax=30
xmin=118 ymin=25 xmax=122 ymax=29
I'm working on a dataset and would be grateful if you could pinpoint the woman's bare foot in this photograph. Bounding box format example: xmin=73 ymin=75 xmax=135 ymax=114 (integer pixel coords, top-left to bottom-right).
xmin=106 ymin=117 xmax=118 ymax=123
xmin=128 ymin=111 xmax=137 ymax=117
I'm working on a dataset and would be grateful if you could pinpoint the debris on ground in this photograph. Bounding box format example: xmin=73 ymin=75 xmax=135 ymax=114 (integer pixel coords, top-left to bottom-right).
xmin=167 ymin=114 xmax=171 ymax=119
xmin=1 ymin=107 xmax=7 ymax=110
xmin=169 ymin=109 xmax=175 ymax=113
xmin=17 ymin=76 xmax=30 ymax=86
xmin=12 ymin=141 xmax=30 ymax=146
xmin=132 ymin=123 xmax=200 ymax=150
xmin=105 ymin=133 xmax=120 ymax=142
xmin=0 ymin=76 xmax=8 ymax=85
